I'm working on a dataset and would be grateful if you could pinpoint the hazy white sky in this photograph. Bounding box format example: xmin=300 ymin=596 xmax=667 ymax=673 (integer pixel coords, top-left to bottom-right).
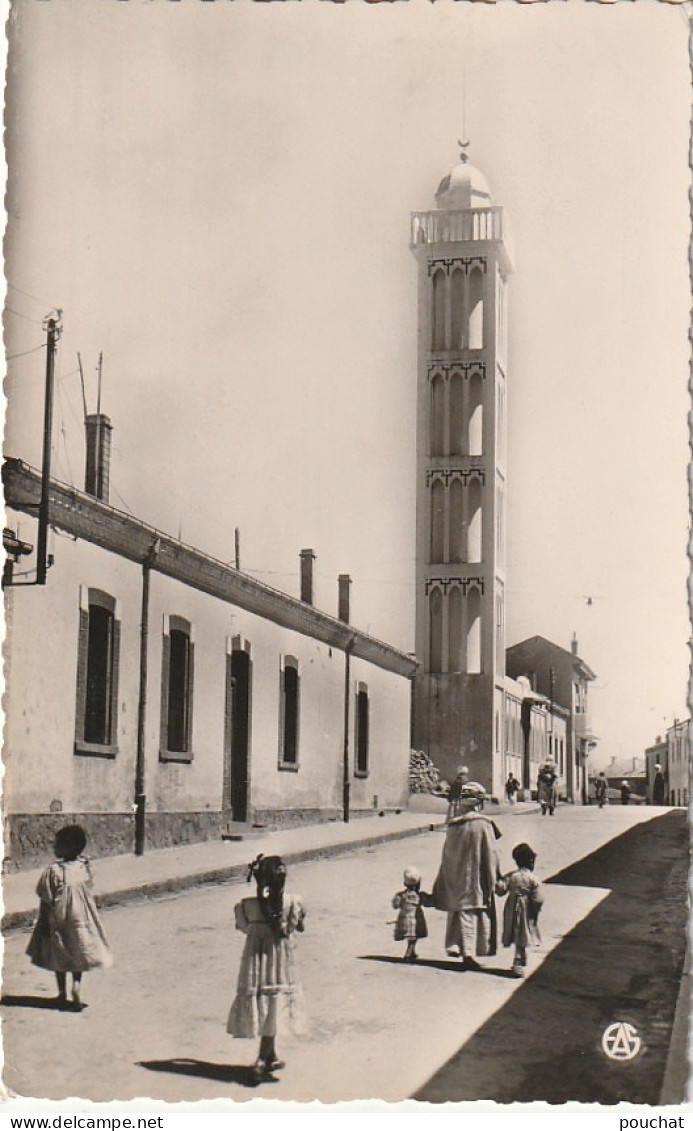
xmin=5 ymin=0 xmax=690 ymax=767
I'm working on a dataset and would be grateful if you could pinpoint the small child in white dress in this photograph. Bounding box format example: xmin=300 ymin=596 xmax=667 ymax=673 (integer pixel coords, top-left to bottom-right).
xmin=227 ymin=854 xmax=306 ymax=1083
xmin=495 ymin=842 xmax=543 ymax=978
xmin=26 ymin=824 xmax=112 ymax=1010
xmin=391 ymin=866 xmax=431 ymax=963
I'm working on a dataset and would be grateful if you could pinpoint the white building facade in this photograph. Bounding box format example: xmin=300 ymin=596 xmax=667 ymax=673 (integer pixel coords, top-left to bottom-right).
xmin=4 ymin=458 xmax=415 ymax=869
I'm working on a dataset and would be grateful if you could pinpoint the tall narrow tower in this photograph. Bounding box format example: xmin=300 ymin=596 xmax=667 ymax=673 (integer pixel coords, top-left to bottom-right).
xmin=410 ymin=146 xmax=513 ymax=795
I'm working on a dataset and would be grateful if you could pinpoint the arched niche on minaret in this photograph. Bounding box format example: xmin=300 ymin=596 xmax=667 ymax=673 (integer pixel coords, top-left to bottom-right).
xmin=431 ymin=270 xmax=446 ymax=351
xmin=449 ymin=478 xmax=465 ymax=563
xmin=468 ymin=268 xmax=484 ymax=349
xmin=448 ymin=585 xmax=465 ymax=673
xmin=468 ymin=373 xmax=483 ymax=455
xmin=450 ymin=268 xmax=466 ymax=351
xmin=430 ymin=373 xmax=446 ymax=456
xmin=429 ymin=586 xmax=443 ymax=673
xmin=449 ymin=374 xmax=465 ymax=456
xmin=466 ymin=586 xmax=482 ymax=674
xmin=467 ymin=478 xmax=482 ymax=563
xmin=430 ymin=478 xmax=445 ymax=563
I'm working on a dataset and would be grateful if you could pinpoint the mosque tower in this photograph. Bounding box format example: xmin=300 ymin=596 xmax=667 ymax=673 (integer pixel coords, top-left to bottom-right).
xmin=410 ymin=144 xmax=514 ymax=795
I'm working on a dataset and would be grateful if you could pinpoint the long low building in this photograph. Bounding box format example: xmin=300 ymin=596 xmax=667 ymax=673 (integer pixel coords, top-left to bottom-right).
xmin=3 ymin=456 xmax=416 ymax=870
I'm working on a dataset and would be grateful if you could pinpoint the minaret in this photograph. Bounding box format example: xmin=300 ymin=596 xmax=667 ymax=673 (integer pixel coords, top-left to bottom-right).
xmin=410 ymin=143 xmax=513 ymax=795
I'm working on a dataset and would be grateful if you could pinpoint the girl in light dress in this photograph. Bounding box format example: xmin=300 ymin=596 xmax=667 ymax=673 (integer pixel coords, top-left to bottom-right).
xmin=391 ymin=866 xmax=431 ymax=963
xmin=495 ymin=842 xmax=543 ymax=978
xmin=227 ymin=854 xmax=306 ymax=1083
xmin=26 ymin=824 xmax=112 ymax=1010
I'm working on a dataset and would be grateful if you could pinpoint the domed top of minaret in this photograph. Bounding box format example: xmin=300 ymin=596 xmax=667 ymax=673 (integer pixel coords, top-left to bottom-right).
xmin=435 ymin=141 xmax=493 ymax=210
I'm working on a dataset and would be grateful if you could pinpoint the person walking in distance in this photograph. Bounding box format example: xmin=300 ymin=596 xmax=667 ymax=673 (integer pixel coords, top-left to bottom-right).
xmin=595 ymin=772 xmax=608 ymax=809
xmin=227 ymin=855 xmax=306 ymax=1083
xmin=537 ymin=758 xmax=558 ymax=816
xmin=620 ymin=780 xmax=632 ymax=806
xmin=391 ymin=866 xmax=432 ymax=963
xmin=432 ymin=782 xmax=501 ymax=971
xmin=447 ymin=764 xmax=470 ymax=821
xmin=505 ymin=774 xmax=519 ymax=804
xmin=652 ymin=763 xmax=666 ymax=806
xmin=26 ymin=824 xmax=112 ymax=1011
xmin=496 ymin=843 xmax=543 ymax=978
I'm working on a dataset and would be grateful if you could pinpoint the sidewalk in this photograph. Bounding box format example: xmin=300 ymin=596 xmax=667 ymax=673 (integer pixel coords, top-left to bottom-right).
xmin=2 ymin=799 xmax=536 ymax=933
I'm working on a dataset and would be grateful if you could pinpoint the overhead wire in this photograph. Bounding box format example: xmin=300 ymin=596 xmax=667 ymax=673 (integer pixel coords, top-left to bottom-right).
xmin=6 ymin=342 xmax=46 ymax=362
xmin=6 ymin=281 xmax=58 ymax=310
xmin=5 ymin=306 xmax=45 ymax=326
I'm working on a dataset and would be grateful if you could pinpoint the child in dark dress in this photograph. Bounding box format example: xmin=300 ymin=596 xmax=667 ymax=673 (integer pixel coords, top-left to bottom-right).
xmin=495 ymin=842 xmax=543 ymax=978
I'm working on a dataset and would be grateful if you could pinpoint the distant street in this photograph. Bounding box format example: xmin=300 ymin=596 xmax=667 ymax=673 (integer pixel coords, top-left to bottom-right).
xmin=2 ymin=805 xmax=686 ymax=1105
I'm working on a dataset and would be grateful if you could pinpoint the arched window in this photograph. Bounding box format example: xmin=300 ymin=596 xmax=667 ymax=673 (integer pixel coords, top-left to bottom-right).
xmin=466 ymin=586 xmax=482 ymax=674
xmin=449 ymin=478 xmax=464 ymax=563
xmin=468 ymin=268 xmax=484 ymax=349
xmin=450 ymin=269 xmax=465 ymax=351
xmin=468 ymin=478 xmax=482 ymax=563
xmin=75 ymin=587 xmax=121 ymax=756
xmin=279 ymin=655 xmax=300 ymax=768
xmin=429 ymin=587 xmax=443 ymax=674
xmin=448 ymin=374 xmax=465 ymax=456
xmin=430 ymin=374 xmax=445 ymax=456
xmin=468 ymin=373 xmax=483 ymax=455
xmin=448 ymin=586 xmax=464 ymax=673
xmin=430 ymin=479 xmax=445 ymax=563
xmin=432 ymin=270 xmax=446 ymax=351
xmin=160 ymin=614 xmax=195 ymax=761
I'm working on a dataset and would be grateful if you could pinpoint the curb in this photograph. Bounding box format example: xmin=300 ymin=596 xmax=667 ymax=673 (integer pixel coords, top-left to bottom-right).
xmin=2 ymin=820 xmax=445 ymax=934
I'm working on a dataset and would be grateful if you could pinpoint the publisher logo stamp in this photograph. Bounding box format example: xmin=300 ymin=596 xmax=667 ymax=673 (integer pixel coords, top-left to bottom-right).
xmin=601 ymin=1021 xmax=642 ymax=1062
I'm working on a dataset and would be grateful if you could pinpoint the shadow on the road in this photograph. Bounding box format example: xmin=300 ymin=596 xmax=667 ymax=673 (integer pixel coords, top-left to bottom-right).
xmin=414 ymin=812 xmax=688 ymax=1105
xmin=0 ymin=994 xmax=79 ymax=1011
xmin=358 ymin=955 xmax=519 ymax=978
xmin=138 ymin=1058 xmax=278 ymax=1089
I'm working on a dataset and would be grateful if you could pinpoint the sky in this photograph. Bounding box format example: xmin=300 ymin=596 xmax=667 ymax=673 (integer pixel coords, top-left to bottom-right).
xmin=4 ymin=0 xmax=690 ymax=769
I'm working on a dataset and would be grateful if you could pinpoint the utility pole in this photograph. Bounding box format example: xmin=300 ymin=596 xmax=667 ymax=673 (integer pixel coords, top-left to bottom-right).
xmin=36 ymin=312 xmax=62 ymax=585
xmin=135 ymin=539 xmax=159 ymax=855
xmin=342 ymin=638 xmax=355 ymax=823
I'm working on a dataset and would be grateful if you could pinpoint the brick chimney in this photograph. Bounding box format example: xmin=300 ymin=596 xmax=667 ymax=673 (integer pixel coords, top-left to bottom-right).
xmin=85 ymin=413 xmax=112 ymax=502
xmin=338 ymin=574 xmax=352 ymax=623
xmin=571 ymin=632 xmax=578 ymax=656
xmin=300 ymin=548 xmax=316 ymax=605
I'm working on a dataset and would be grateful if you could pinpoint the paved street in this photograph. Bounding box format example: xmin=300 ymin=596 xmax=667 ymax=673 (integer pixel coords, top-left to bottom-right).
xmin=1 ymin=805 xmax=686 ymax=1105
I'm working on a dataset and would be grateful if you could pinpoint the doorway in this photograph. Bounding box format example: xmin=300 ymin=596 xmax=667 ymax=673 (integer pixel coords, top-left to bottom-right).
xmin=223 ymin=643 xmax=252 ymax=822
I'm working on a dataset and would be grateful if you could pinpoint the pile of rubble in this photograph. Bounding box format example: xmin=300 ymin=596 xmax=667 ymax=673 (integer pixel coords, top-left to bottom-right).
xmin=409 ymin=749 xmax=449 ymax=796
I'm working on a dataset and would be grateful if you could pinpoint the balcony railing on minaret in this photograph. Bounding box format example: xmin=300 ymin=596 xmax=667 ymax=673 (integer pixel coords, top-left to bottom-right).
xmin=410 ymin=206 xmax=514 ymax=270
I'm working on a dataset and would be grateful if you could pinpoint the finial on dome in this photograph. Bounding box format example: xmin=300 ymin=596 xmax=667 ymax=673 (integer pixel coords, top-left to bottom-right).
xmin=458 ymin=138 xmax=470 ymax=164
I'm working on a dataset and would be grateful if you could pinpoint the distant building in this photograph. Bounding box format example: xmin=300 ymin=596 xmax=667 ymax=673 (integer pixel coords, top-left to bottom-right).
xmin=602 ymin=756 xmax=647 ymax=803
xmin=3 ymin=446 xmax=416 ymax=869
xmin=665 ymin=719 xmax=690 ymax=807
xmin=644 ymin=721 xmax=690 ymax=807
xmin=645 ymin=735 xmax=669 ymax=804
xmin=505 ymin=633 xmax=598 ymax=804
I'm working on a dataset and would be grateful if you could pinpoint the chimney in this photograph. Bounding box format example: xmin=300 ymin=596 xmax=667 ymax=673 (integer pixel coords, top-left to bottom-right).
xmin=85 ymin=413 xmax=112 ymax=502
xmin=571 ymin=632 xmax=578 ymax=656
xmin=300 ymin=548 xmax=316 ymax=605
xmin=338 ymin=574 xmax=352 ymax=623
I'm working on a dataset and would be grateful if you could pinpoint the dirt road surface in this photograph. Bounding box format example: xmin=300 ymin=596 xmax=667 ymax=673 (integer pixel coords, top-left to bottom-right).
xmin=2 ymin=805 xmax=686 ymax=1105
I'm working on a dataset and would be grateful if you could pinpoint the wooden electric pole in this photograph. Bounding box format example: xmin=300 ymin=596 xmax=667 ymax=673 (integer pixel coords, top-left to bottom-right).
xmin=36 ymin=312 xmax=62 ymax=585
